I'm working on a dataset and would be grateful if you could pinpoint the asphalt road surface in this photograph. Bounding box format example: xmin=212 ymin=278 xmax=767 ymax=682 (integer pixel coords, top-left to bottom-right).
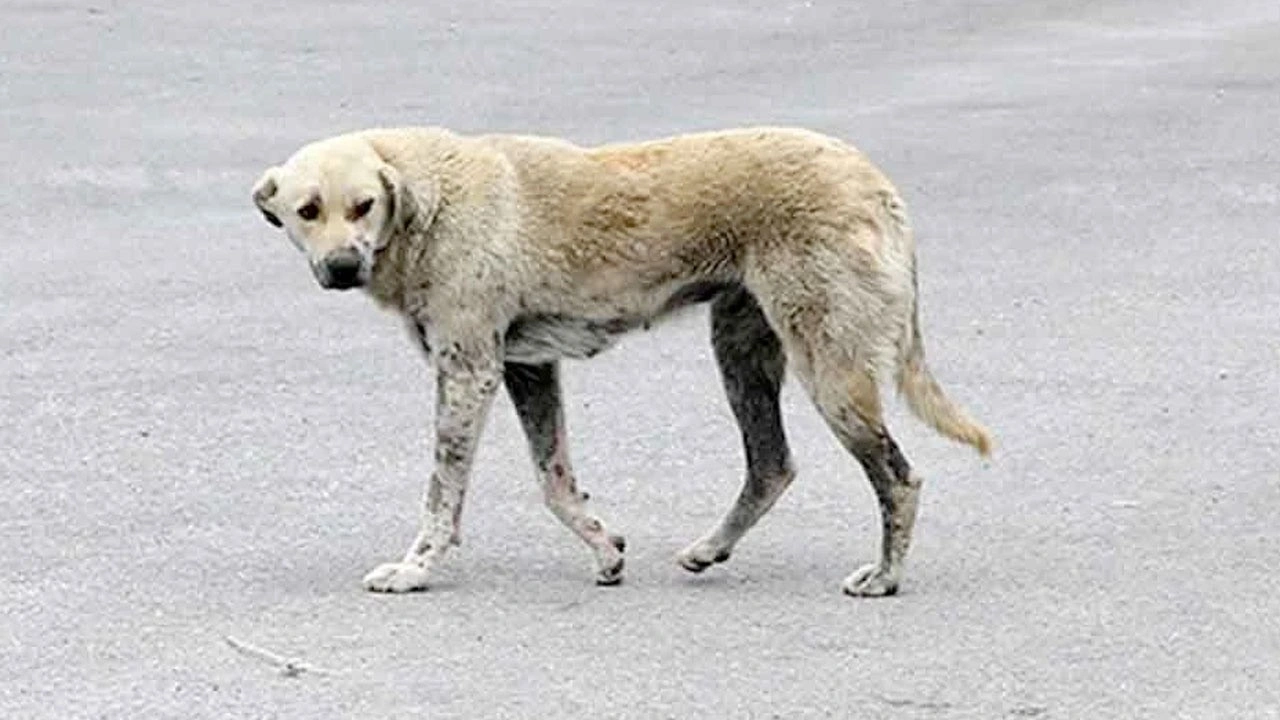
xmin=3 ymin=1 xmax=1278 ymax=718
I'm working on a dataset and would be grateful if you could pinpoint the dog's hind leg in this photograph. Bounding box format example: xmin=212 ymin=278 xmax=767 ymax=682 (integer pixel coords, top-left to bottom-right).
xmin=504 ymin=361 xmax=626 ymax=585
xmin=677 ymin=287 xmax=796 ymax=573
xmin=744 ymin=215 xmax=925 ymax=596
xmin=807 ymin=361 xmax=922 ymax=597
xmin=842 ymin=427 xmax=920 ymax=597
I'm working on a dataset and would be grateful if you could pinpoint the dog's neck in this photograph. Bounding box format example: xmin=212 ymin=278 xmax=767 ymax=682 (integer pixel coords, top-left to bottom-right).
xmin=366 ymin=210 xmax=440 ymax=314
xmin=366 ymin=236 xmax=413 ymax=311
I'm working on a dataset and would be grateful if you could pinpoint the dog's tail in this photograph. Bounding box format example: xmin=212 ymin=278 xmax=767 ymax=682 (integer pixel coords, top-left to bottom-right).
xmin=895 ymin=267 xmax=993 ymax=457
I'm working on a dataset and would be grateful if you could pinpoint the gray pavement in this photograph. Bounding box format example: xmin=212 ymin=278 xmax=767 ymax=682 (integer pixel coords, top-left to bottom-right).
xmin=2 ymin=1 xmax=1278 ymax=718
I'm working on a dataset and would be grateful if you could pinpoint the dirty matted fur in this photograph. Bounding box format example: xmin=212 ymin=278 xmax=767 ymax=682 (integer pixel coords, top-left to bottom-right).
xmin=251 ymin=126 xmax=992 ymax=596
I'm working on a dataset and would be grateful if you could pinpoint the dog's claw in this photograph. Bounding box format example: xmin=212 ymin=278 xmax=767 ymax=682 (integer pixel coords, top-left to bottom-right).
xmin=678 ymin=556 xmax=712 ymax=573
xmin=596 ymin=556 xmax=625 ymax=586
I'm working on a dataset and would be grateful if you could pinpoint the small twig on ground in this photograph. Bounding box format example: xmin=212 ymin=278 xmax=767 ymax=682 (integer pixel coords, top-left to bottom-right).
xmin=223 ymin=635 xmax=339 ymax=678
xmin=556 ymin=586 xmax=599 ymax=612
xmin=871 ymin=693 xmax=955 ymax=712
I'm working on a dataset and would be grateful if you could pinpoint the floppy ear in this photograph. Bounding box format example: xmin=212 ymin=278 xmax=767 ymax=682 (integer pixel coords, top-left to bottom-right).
xmin=251 ymin=168 xmax=283 ymax=227
xmin=377 ymin=163 xmax=437 ymax=247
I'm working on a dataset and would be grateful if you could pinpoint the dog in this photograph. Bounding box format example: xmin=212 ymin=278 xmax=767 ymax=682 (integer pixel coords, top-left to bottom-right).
xmin=251 ymin=126 xmax=991 ymax=596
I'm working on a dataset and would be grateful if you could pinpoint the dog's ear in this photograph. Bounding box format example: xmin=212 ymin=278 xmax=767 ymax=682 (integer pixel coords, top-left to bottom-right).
xmin=251 ymin=168 xmax=283 ymax=228
xmin=377 ymin=163 xmax=437 ymax=247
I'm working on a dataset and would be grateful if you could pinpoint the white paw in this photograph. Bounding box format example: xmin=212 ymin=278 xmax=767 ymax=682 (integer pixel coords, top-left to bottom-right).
xmin=676 ymin=538 xmax=731 ymax=574
xmin=594 ymin=533 xmax=627 ymax=586
xmin=362 ymin=561 xmax=432 ymax=593
xmin=841 ymin=563 xmax=899 ymax=597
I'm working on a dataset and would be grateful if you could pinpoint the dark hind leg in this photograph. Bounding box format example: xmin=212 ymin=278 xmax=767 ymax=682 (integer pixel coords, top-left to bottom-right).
xmin=837 ymin=424 xmax=921 ymax=596
xmin=677 ymin=287 xmax=797 ymax=573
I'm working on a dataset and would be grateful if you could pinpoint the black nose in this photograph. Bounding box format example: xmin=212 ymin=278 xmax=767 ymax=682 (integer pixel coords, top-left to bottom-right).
xmin=321 ymin=250 xmax=364 ymax=290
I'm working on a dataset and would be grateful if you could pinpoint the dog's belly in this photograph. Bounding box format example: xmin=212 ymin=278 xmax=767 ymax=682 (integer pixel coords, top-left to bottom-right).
xmin=503 ymin=281 xmax=734 ymax=365
xmin=503 ymin=315 xmax=632 ymax=364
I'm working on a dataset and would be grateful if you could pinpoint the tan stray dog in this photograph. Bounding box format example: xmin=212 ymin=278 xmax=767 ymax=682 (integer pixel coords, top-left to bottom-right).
xmin=252 ymin=126 xmax=992 ymax=596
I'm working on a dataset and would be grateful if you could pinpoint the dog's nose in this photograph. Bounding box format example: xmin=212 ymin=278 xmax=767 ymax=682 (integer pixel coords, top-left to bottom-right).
xmin=320 ymin=249 xmax=365 ymax=290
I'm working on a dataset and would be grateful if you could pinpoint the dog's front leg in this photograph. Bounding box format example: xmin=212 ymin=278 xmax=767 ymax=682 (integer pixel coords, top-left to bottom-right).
xmin=504 ymin=362 xmax=626 ymax=585
xmin=363 ymin=334 xmax=502 ymax=593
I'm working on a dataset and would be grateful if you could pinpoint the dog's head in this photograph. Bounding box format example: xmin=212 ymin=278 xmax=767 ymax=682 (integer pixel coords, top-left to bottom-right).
xmin=252 ymin=135 xmax=430 ymax=290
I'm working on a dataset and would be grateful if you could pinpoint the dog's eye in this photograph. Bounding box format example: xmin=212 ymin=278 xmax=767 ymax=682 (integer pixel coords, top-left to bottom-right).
xmin=351 ymin=198 xmax=374 ymax=220
xmin=298 ymin=202 xmax=320 ymax=221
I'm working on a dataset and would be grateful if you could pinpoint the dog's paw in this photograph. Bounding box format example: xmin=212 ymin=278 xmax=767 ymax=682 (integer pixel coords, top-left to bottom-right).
xmin=676 ymin=539 xmax=732 ymax=574
xmin=841 ymin=563 xmax=899 ymax=597
xmin=594 ymin=534 xmax=627 ymax=586
xmin=362 ymin=561 xmax=431 ymax=593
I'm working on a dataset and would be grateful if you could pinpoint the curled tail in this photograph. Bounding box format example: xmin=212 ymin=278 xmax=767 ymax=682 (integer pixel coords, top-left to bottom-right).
xmin=896 ymin=272 xmax=993 ymax=457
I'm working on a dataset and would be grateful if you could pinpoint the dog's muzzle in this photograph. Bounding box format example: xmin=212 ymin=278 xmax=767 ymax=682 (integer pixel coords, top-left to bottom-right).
xmin=315 ymin=248 xmax=366 ymax=290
